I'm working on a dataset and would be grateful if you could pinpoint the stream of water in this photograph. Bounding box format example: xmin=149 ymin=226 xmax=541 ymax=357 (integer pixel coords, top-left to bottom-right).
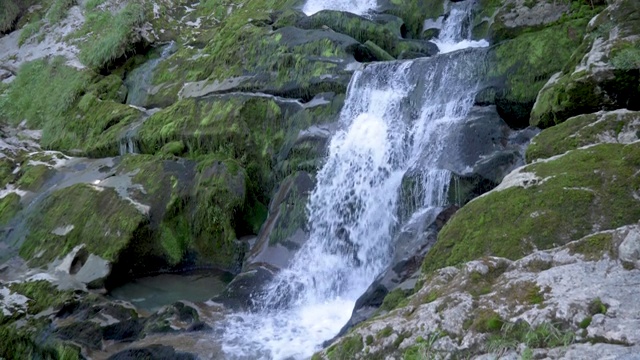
xmin=220 ymin=1 xmax=488 ymax=358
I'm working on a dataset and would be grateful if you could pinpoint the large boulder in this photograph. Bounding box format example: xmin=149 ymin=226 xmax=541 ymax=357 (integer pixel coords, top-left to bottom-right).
xmin=530 ymin=0 xmax=640 ymax=128
xmin=527 ymin=109 xmax=640 ymax=162
xmin=482 ymin=19 xmax=589 ymax=128
xmin=424 ymin=142 xmax=640 ymax=273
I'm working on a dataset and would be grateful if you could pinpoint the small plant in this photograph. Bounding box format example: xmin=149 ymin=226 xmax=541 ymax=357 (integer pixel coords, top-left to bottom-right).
xmin=487 ymin=320 xmax=575 ymax=355
xmin=588 ymin=298 xmax=608 ymax=315
xmin=579 ymin=317 xmax=592 ymax=329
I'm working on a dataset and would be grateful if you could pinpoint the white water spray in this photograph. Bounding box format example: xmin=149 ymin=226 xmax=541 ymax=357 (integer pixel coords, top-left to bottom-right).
xmin=221 ymin=1 xmax=488 ymax=359
xmin=302 ymin=0 xmax=377 ymax=15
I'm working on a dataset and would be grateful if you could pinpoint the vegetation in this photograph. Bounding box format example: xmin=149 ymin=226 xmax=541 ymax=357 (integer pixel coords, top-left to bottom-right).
xmin=380 ymin=288 xmax=410 ymax=311
xmin=326 ymin=335 xmax=363 ymax=360
xmin=76 ymin=1 xmax=146 ymax=69
xmin=19 ymin=184 xmax=147 ymax=267
xmin=18 ymin=20 xmax=43 ymax=46
xmin=487 ymin=321 xmax=575 ymax=355
xmin=8 ymin=281 xmax=74 ymax=315
xmin=424 ymin=143 xmax=640 ymax=272
xmin=0 ymin=57 xmax=91 ymax=128
xmin=47 ymin=0 xmax=75 ymax=24
xmin=0 ymin=0 xmax=20 ymax=32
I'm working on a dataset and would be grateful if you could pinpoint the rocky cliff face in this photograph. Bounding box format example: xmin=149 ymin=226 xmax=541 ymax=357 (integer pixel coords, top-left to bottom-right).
xmin=1 ymin=0 xmax=639 ymax=359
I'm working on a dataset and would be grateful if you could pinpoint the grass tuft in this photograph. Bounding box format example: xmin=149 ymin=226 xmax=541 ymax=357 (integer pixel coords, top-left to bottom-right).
xmin=78 ymin=1 xmax=146 ymax=69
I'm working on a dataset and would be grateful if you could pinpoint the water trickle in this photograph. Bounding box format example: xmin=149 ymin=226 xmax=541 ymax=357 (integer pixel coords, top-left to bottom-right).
xmin=220 ymin=2 xmax=489 ymax=359
xmin=124 ymin=41 xmax=176 ymax=107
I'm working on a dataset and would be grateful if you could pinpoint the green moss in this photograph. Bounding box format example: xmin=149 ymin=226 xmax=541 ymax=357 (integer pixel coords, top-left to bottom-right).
xmin=487 ymin=19 xmax=588 ymax=125
xmin=16 ymin=164 xmax=53 ymax=192
xmin=472 ymin=310 xmax=504 ymax=333
xmin=386 ymin=0 xmax=444 ymax=38
xmin=20 ymin=183 xmax=147 ymax=267
xmin=0 ymin=322 xmax=81 ymax=360
xmin=0 ymin=193 xmax=21 ymax=226
xmin=588 ymin=298 xmax=608 ymax=315
xmin=424 ymin=143 xmax=640 ymax=272
xmin=579 ymin=317 xmax=592 ymax=329
xmin=327 ymin=335 xmax=363 ymax=360
xmin=365 ymin=334 xmax=374 ymax=345
xmin=380 ymin=288 xmax=410 ymax=311
xmin=9 ymin=280 xmax=73 ymax=315
xmin=568 ymin=233 xmax=615 ymax=261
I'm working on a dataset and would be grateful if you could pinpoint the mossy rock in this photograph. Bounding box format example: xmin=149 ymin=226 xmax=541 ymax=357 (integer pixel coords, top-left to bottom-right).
xmin=380 ymin=0 xmax=445 ymax=39
xmin=423 ymin=142 xmax=640 ymax=272
xmin=476 ymin=0 xmax=601 ymax=43
xmin=1 ymin=57 xmax=143 ymax=156
xmin=484 ymin=18 xmax=588 ymax=128
xmin=527 ymin=109 xmax=640 ymax=162
xmin=530 ymin=68 xmax=640 ymax=129
xmin=15 ymin=163 xmax=54 ymax=192
xmin=0 ymin=192 xmax=21 ymax=226
xmin=529 ymin=0 xmax=640 ymax=128
xmin=19 ymin=183 xmax=148 ymax=267
xmin=296 ymin=10 xmax=403 ymax=57
xmin=149 ymin=1 xmax=359 ymax=102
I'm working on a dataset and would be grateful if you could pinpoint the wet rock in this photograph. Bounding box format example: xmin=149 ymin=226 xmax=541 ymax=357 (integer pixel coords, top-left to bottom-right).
xmin=531 ymin=0 xmax=640 ymax=128
xmin=107 ymin=345 xmax=198 ymax=360
xmin=212 ymin=266 xmax=276 ymax=309
xmin=244 ymin=172 xmax=315 ymax=272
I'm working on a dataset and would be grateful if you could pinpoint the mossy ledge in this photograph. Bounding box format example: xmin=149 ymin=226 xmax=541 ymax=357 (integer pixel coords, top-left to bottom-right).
xmin=423 ymin=142 xmax=640 ymax=273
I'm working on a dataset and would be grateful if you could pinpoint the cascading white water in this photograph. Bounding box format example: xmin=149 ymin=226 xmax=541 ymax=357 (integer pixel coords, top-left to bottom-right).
xmin=433 ymin=1 xmax=489 ymax=54
xmin=221 ymin=2 xmax=488 ymax=359
xmin=302 ymin=0 xmax=377 ymax=15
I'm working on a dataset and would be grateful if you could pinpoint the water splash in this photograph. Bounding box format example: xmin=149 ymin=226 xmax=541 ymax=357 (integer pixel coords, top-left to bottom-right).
xmin=301 ymin=0 xmax=377 ymax=15
xmin=433 ymin=1 xmax=489 ymax=54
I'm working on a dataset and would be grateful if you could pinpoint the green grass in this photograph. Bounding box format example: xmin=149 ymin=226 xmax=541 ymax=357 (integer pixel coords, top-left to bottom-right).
xmin=8 ymin=280 xmax=73 ymax=315
xmin=47 ymin=0 xmax=75 ymax=24
xmin=487 ymin=321 xmax=575 ymax=355
xmin=77 ymin=1 xmax=145 ymax=69
xmin=0 ymin=0 xmax=20 ymax=32
xmin=18 ymin=20 xmax=42 ymax=46
xmin=84 ymin=0 xmax=106 ymax=10
xmin=1 ymin=57 xmax=91 ymax=128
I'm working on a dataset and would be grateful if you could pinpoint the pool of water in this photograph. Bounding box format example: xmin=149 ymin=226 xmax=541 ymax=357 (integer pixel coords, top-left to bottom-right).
xmin=108 ymin=270 xmax=233 ymax=312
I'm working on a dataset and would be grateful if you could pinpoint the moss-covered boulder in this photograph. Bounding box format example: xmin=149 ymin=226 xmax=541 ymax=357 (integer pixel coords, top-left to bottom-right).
xmin=0 ymin=57 xmax=144 ymax=157
xmin=483 ymin=18 xmax=589 ymax=128
xmin=471 ymin=0 xmax=602 ymax=43
xmin=379 ymin=0 xmax=446 ymax=39
xmin=19 ymin=183 xmax=148 ymax=268
xmin=423 ymin=142 xmax=640 ymax=272
xmin=530 ymin=0 xmax=640 ymax=128
xmin=527 ymin=109 xmax=640 ymax=162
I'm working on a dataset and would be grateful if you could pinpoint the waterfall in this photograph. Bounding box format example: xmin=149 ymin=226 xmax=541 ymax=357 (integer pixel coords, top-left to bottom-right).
xmin=221 ymin=2 xmax=488 ymax=359
xmin=433 ymin=1 xmax=489 ymax=54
